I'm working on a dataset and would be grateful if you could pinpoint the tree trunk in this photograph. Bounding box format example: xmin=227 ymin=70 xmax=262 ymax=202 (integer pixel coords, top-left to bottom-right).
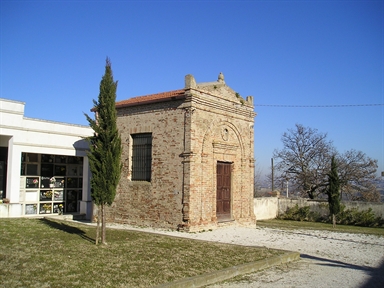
xmin=95 ymin=205 xmax=101 ymax=245
xmin=332 ymin=213 xmax=336 ymax=228
xmin=306 ymin=186 xmax=315 ymax=199
xmin=101 ymin=204 xmax=106 ymax=245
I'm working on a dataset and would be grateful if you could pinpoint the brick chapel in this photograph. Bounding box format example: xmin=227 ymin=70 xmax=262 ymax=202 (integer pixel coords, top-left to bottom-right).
xmin=106 ymin=73 xmax=256 ymax=231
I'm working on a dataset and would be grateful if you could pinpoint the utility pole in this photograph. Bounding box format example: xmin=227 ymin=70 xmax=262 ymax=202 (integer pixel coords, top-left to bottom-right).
xmin=286 ymin=180 xmax=288 ymax=197
xmin=271 ymin=158 xmax=274 ymax=192
xmin=285 ymin=174 xmax=289 ymax=198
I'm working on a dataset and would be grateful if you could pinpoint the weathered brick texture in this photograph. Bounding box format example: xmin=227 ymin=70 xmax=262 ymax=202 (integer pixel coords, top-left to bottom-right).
xmin=105 ymin=73 xmax=256 ymax=231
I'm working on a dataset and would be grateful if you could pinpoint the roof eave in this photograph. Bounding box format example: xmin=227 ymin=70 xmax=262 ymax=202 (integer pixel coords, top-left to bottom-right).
xmin=115 ymin=94 xmax=186 ymax=109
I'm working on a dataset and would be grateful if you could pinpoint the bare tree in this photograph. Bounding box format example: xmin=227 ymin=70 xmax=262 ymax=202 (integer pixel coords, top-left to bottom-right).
xmin=273 ymin=124 xmax=334 ymax=199
xmin=273 ymin=124 xmax=380 ymax=201
xmin=337 ymin=150 xmax=380 ymax=202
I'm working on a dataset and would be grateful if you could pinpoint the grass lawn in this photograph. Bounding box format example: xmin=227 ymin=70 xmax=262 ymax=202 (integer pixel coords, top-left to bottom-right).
xmin=0 ymin=218 xmax=283 ymax=288
xmin=257 ymin=219 xmax=384 ymax=236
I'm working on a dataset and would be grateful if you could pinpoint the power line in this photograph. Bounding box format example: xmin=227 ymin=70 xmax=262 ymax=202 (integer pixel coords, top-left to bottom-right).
xmin=255 ymin=104 xmax=384 ymax=108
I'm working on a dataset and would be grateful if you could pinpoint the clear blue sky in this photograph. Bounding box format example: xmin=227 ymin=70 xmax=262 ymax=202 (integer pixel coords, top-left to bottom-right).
xmin=1 ymin=0 xmax=383 ymax=178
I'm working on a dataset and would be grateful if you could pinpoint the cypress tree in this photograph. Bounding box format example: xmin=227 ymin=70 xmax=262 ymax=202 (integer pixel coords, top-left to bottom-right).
xmin=84 ymin=58 xmax=122 ymax=244
xmin=327 ymin=156 xmax=341 ymax=228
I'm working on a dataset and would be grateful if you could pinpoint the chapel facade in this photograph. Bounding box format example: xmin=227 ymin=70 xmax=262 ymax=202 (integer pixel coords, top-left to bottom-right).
xmin=106 ymin=73 xmax=256 ymax=231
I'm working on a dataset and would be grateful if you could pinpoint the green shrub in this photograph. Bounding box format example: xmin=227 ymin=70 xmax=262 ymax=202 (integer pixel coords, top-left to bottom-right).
xmin=278 ymin=205 xmax=322 ymax=222
xmin=279 ymin=204 xmax=384 ymax=227
xmin=337 ymin=206 xmax=383 ymax=227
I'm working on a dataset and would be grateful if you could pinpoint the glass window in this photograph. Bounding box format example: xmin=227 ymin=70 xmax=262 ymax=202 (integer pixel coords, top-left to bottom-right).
xmin=26 ymin=164 xmax=38 ymax=175
xmin=132 ymin=133 xmax=152 ymax=181
xmin=54 ymin=165 xmax=66 ymax=176
xmin=41 ymin=164 xmax=54 ymax=177
xmin=27 ymin=153 xmax=38 ymax=162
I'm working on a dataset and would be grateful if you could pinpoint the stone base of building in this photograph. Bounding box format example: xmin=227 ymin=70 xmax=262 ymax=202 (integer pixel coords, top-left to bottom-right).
xmin=177 ymin=214 xmax=256 ymax=232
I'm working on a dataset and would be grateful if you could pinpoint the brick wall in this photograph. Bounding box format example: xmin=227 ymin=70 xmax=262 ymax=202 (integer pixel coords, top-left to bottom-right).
xmin=105 ymin=100 xmax=185 ymax=229
xmin=184 ymin=85 xmax=256 ymax=231
xmin=105 ymin=74 xmax=256 ymax=231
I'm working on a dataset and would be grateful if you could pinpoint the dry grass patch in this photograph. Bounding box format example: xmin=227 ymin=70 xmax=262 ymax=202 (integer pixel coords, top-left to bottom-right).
xmin=0 ymin=218 xmax=283 ymax=287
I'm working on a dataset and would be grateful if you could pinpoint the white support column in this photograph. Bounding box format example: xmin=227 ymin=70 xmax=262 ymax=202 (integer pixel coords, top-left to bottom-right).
xmin=6 ymin=137 xmax=22 ymax=204
xmin=80 ymin=156 xmax=93 ymax=219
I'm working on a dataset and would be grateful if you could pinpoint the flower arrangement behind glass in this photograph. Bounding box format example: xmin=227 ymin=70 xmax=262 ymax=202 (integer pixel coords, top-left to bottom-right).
xmin=42 ymin=203 xmax=51 ymax=212
xmin=44 ymin=190 xmax=53 ymax=198
xmin=58 ymin=204 xmax=64 ymax=215
xmin=50 ymin=177 xmax=56 ymax=187
xmin=33 ymin=178 xmax=38 ymax=184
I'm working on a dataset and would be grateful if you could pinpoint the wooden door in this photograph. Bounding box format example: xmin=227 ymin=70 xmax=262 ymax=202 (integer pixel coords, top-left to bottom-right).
xmin=216 ymin=162 xmax=231 ymax=220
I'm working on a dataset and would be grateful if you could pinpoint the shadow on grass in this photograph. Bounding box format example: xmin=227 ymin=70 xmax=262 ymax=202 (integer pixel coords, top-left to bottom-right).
xmin=39 ymin=218 xmax=95 ymax=243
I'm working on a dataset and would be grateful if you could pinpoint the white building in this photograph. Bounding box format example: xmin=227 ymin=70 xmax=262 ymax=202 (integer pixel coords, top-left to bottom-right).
xmin=0 ymin=98 xmax=94 ymax=219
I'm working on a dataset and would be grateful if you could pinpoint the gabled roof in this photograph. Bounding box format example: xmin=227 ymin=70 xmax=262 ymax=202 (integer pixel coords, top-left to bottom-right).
xmin=115 ymin=89 xmax=186 ymax=109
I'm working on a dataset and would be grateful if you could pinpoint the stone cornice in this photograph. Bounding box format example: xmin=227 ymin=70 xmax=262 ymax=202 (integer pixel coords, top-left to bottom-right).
xmin=185 ymin=89 xmax=256 ymax=120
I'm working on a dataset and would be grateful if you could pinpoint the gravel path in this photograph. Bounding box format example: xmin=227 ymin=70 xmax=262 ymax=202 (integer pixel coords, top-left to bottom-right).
xmin=106 ymin=223 xmax=384 ymax=287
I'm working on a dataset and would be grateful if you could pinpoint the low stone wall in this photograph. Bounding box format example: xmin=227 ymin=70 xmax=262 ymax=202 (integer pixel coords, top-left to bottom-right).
xmin=342 ymin=201 xmax=384 ymax=218
xmin=278 ymin=198 xmax=384 ymax=219
xmin=254 ymin=197 xmax=278 ymax=220
xmin=0 ymin=203 xmax=23 ymax=217
xmin=278 ymin=198 xmax=329 ymax=218
xmin=254 ymin=197 xmax=384 ymax=220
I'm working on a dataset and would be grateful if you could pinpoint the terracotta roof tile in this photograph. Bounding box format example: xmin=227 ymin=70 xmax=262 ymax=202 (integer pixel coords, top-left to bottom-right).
xmin=115 ymin=89 xmax=186 ymax=109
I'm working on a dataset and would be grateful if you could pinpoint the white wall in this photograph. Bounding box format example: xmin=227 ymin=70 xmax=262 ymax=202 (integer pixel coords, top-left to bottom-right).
xmin=254 ymin=197 xmax=278 ymax=220
xmin=0 ymin=98 xmax=94 ymax=218
xmin=0 ymin=203 xmax=22 ymax=217
xmin=254 ymin=197 xmax=384 ymax=221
